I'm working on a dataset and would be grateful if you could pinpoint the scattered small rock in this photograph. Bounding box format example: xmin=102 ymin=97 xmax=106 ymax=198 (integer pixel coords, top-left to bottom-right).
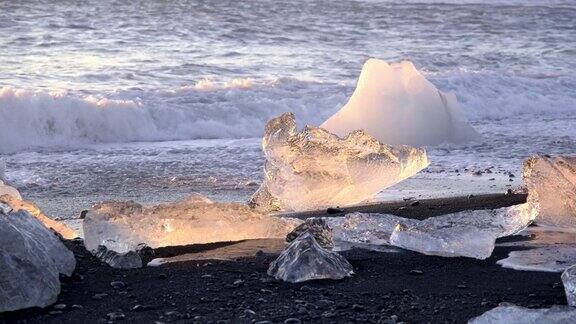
xmin=409 ymin=269 xmax=424 ymax=275
xmin=284 ymin=318 xmax=302 ymax=324
xmin=110 ymin=281 xmax=126 ymax=289
xmin=92 ymin=293 xmax=108 ymax=300
xmin=53 ymin=304 xmax=66 ymax=310
xmin=106 ymin=312 xmax=125 ymax=321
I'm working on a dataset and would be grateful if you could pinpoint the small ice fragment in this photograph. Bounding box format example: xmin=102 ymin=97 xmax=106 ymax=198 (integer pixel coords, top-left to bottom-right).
xmin=497 ymin=246 xmax=576 ymax=273
xmin=469 ymin=304 xmax=576 ymax=324
xmin=389 ymin=204 xmax=536 ymax=259
xmin=94 ymin=244 xmax=154 ymax=269
xmin=268 ymin=232 xmax=353 ymax=283
xmin=0 ymin=209 xmax=75 ymax=312
xmin=326 ymin=212 xmax=419 ymax=247
xmin=523 ymin=155 xmax=576 ymax=229
xmin=321 ymin=59 xmax=480 ymax=146
xmin=286 ymin=218 xmax=334 ymax=249
xmin=83 ymin=194 xmax=301 ymax=254
xmin=562 ymin=264 xmax=576 ymax=306
xmin=249 ymin=112 xmax=429 ymax=212
xmin=0 ymin=180 xmax=21 ymax=200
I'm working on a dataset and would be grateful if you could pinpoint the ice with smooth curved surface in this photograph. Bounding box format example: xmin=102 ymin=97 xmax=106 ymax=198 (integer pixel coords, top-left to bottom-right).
xmin=286 ymin=218 xmax=334 ymax=249
xmin=249 ymin=112 xmax=429 ymax=212
xmin=0 ymin=208 xmax=76 ymax=312
xmin=0 ymin=180 xmax=21 ymax=200
xmin=469 ymin=304 xmax=576 ymax=324
xmin=321 ymin=59 xmax=480 ymax=146
xmin=268 ymin=232 xmax=353 ymax=283
xmin=389 ymin=203 xmax=537 ymax=259
xmin=523 ymin=155 xmax=576 ymax=229
xmin=94 ymin=244 xmax=155 ymax=269
xmin=562 ymin=264 xmax=576 ymax=306
xmin=83 ymin=194 xmax=302 ymax=256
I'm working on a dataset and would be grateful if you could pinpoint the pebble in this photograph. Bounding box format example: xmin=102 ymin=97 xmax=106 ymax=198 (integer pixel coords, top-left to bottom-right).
xmin=410 ymin=201 xmax=420 ymax=207
xmin=284 ymin=318 xmax=302 ymax=324
xmin=106 ymin=312 xmax=125 ymax=321
xmin=131 ymin=304 xmax=151 ymax=312
xmin=111 ymin=281 xmax=126 ymax=289
xmin=92 ymin=293 xmax=108 ymax=300
xmin=352 ymin=304 xmax=365 ymax=311
xmin=233 ymin=279 xmax=244 ymax=285
xmin=409 ymin=269 xmax=424 ymax=275
xmin=53 ymin=304 xmax=66 ymax=310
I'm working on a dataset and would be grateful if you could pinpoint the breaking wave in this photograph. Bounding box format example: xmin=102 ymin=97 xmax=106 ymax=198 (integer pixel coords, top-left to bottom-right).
xmin=1 ymin=72 xmax=575 ymax=153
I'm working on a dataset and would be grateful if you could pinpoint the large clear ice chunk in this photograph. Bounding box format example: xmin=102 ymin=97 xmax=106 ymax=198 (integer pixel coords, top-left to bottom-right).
xmin=389 ymin=204 xmax=537 ymax=259
xmin=469 ymin=304 xmax=576 ymax=324
xmin=0 ymin=208 xmax=76 ymax=312
xmin=268 ymin=232 xmax=353 ymax=283
xmin=249 ymin=112 xmax=429 ymax=212
xmin=83 ymin=194 xmax=302 ymax=257
xmin=286 ymin=218 xmax=334 ymax=249
xmin=562 ymin=264 xmax=576 ymax=306
xmin=321 ymin=59 xmax=480 ymax=146
xmin=523 ymin=155 xmax=576 ymax=229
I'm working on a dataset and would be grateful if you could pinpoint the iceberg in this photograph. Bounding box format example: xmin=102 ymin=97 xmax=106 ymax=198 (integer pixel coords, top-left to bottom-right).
xmin=389 ymin=203 xmax=537 ymax=259
xmin=268 ymin=232 xmax=353 ymax=283
xmin=523 ymin=155 xmax=576 ymax=229
xmin=469 ymin=304 xmax=576 ymax=324
xmin=562 ymin=264 xmax=576 ymax=306
xmin=83 ymin=194 xmax=301 ymax=258
xmin=249 ymin=113 xmax=429 ymax=212
xmin=0 ymin=206 xmax=76 ymax=312
xmin=321 ymin=59 xmax=480 ymax=146
xmin=0 ymin=180 xmax=21 ymax=200
xmin=286 ymin=218 xmax=334 ymax=249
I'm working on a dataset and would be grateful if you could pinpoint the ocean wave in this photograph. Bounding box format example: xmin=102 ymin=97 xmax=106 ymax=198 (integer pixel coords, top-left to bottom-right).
xmin=1 ymin=72 xmax=574 ymax=153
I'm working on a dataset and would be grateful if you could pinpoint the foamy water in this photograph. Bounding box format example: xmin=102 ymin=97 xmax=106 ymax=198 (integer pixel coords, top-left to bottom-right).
xmin=0 ymin=0 xmax=575 ymax=217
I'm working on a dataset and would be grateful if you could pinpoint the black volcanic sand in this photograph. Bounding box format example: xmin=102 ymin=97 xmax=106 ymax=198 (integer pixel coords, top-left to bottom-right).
xmin=0 ymin=193 xmax=567 ymax=324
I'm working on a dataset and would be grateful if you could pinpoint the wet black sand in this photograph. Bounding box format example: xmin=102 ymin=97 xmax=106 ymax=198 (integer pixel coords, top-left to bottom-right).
xmin=0 ymin=193 xmax=567 ymax=324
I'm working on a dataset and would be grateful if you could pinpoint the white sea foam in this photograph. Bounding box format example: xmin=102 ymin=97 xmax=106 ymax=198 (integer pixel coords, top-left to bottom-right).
xmin=1 ymin=69 xmax=574 ymax=153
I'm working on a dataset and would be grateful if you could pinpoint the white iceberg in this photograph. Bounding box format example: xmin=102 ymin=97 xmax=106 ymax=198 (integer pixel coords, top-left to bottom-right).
xmin=249 ymin=113 xmax=429 ymax=212
xmin=268 ymin=232 xmax=353 ymax=283
xmin=0 ymin=206 xmax=76 ymax=312
xmin=83 ymin=194 xmax=302 ymax=258
xmin=321 ymin=59 xmax=480 ymax=146
xmin=523 ymin=155 xmax=576 ymax=229
xmin=469 ymin=304 xmax=576 ymax=324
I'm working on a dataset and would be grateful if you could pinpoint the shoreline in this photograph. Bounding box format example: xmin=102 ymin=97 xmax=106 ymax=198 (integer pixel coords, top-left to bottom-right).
xmin=1 ymin=192 xmax=562 ymax=324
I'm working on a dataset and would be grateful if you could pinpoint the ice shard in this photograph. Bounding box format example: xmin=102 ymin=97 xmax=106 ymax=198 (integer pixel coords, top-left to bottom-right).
xmin=389 ymin=204 xmax=537 ymax=259
xmin=83 ymin=193 xmax=302 ymax=257
xmin=326 ymin=212 xmax=419 ymax=247
xmin=562 ymin=264 xmax=576 ymax=306
xmin=469 ymin=304 xmax=576 ymax=324
xmin=249 ymin=112 xmax=429 ymax=212
xmin=268 ymin=232 xmax=353 ymax=283
xmin=321 ymin=59 xmax=480 ymax=146
xmin=94 ymin=244 xmax=154 ymax=269
xmin=0 ymin=180 xmax=21 ymax=200
xmin=286 ymin=218 xmax=334 ymax=249
xmin=523 ymin=155 xmax=576 ymax=229
xmin=0 ymin=207 xmax=76 ymax=312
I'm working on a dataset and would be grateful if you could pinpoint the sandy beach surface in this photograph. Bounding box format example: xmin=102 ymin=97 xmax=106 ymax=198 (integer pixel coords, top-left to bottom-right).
xmin=1 ymin=193 xmax=566 ymax=324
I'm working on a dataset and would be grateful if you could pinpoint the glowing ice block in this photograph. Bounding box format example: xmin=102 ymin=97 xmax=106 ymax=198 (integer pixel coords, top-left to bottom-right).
xmin=523 ymin=155 xmax=576 ymax=229
xmin=268 ymin=232 xmax=353 ymax=283
xmin=249 ymin=113 xmax=429 ymax=212
xmin=321 ymin=59 xmax=480 ymax=146
xmin=83 ymin=194 xmax=302 ymax=255
xmin=0 ymin=207 xmax=75 ymax=312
